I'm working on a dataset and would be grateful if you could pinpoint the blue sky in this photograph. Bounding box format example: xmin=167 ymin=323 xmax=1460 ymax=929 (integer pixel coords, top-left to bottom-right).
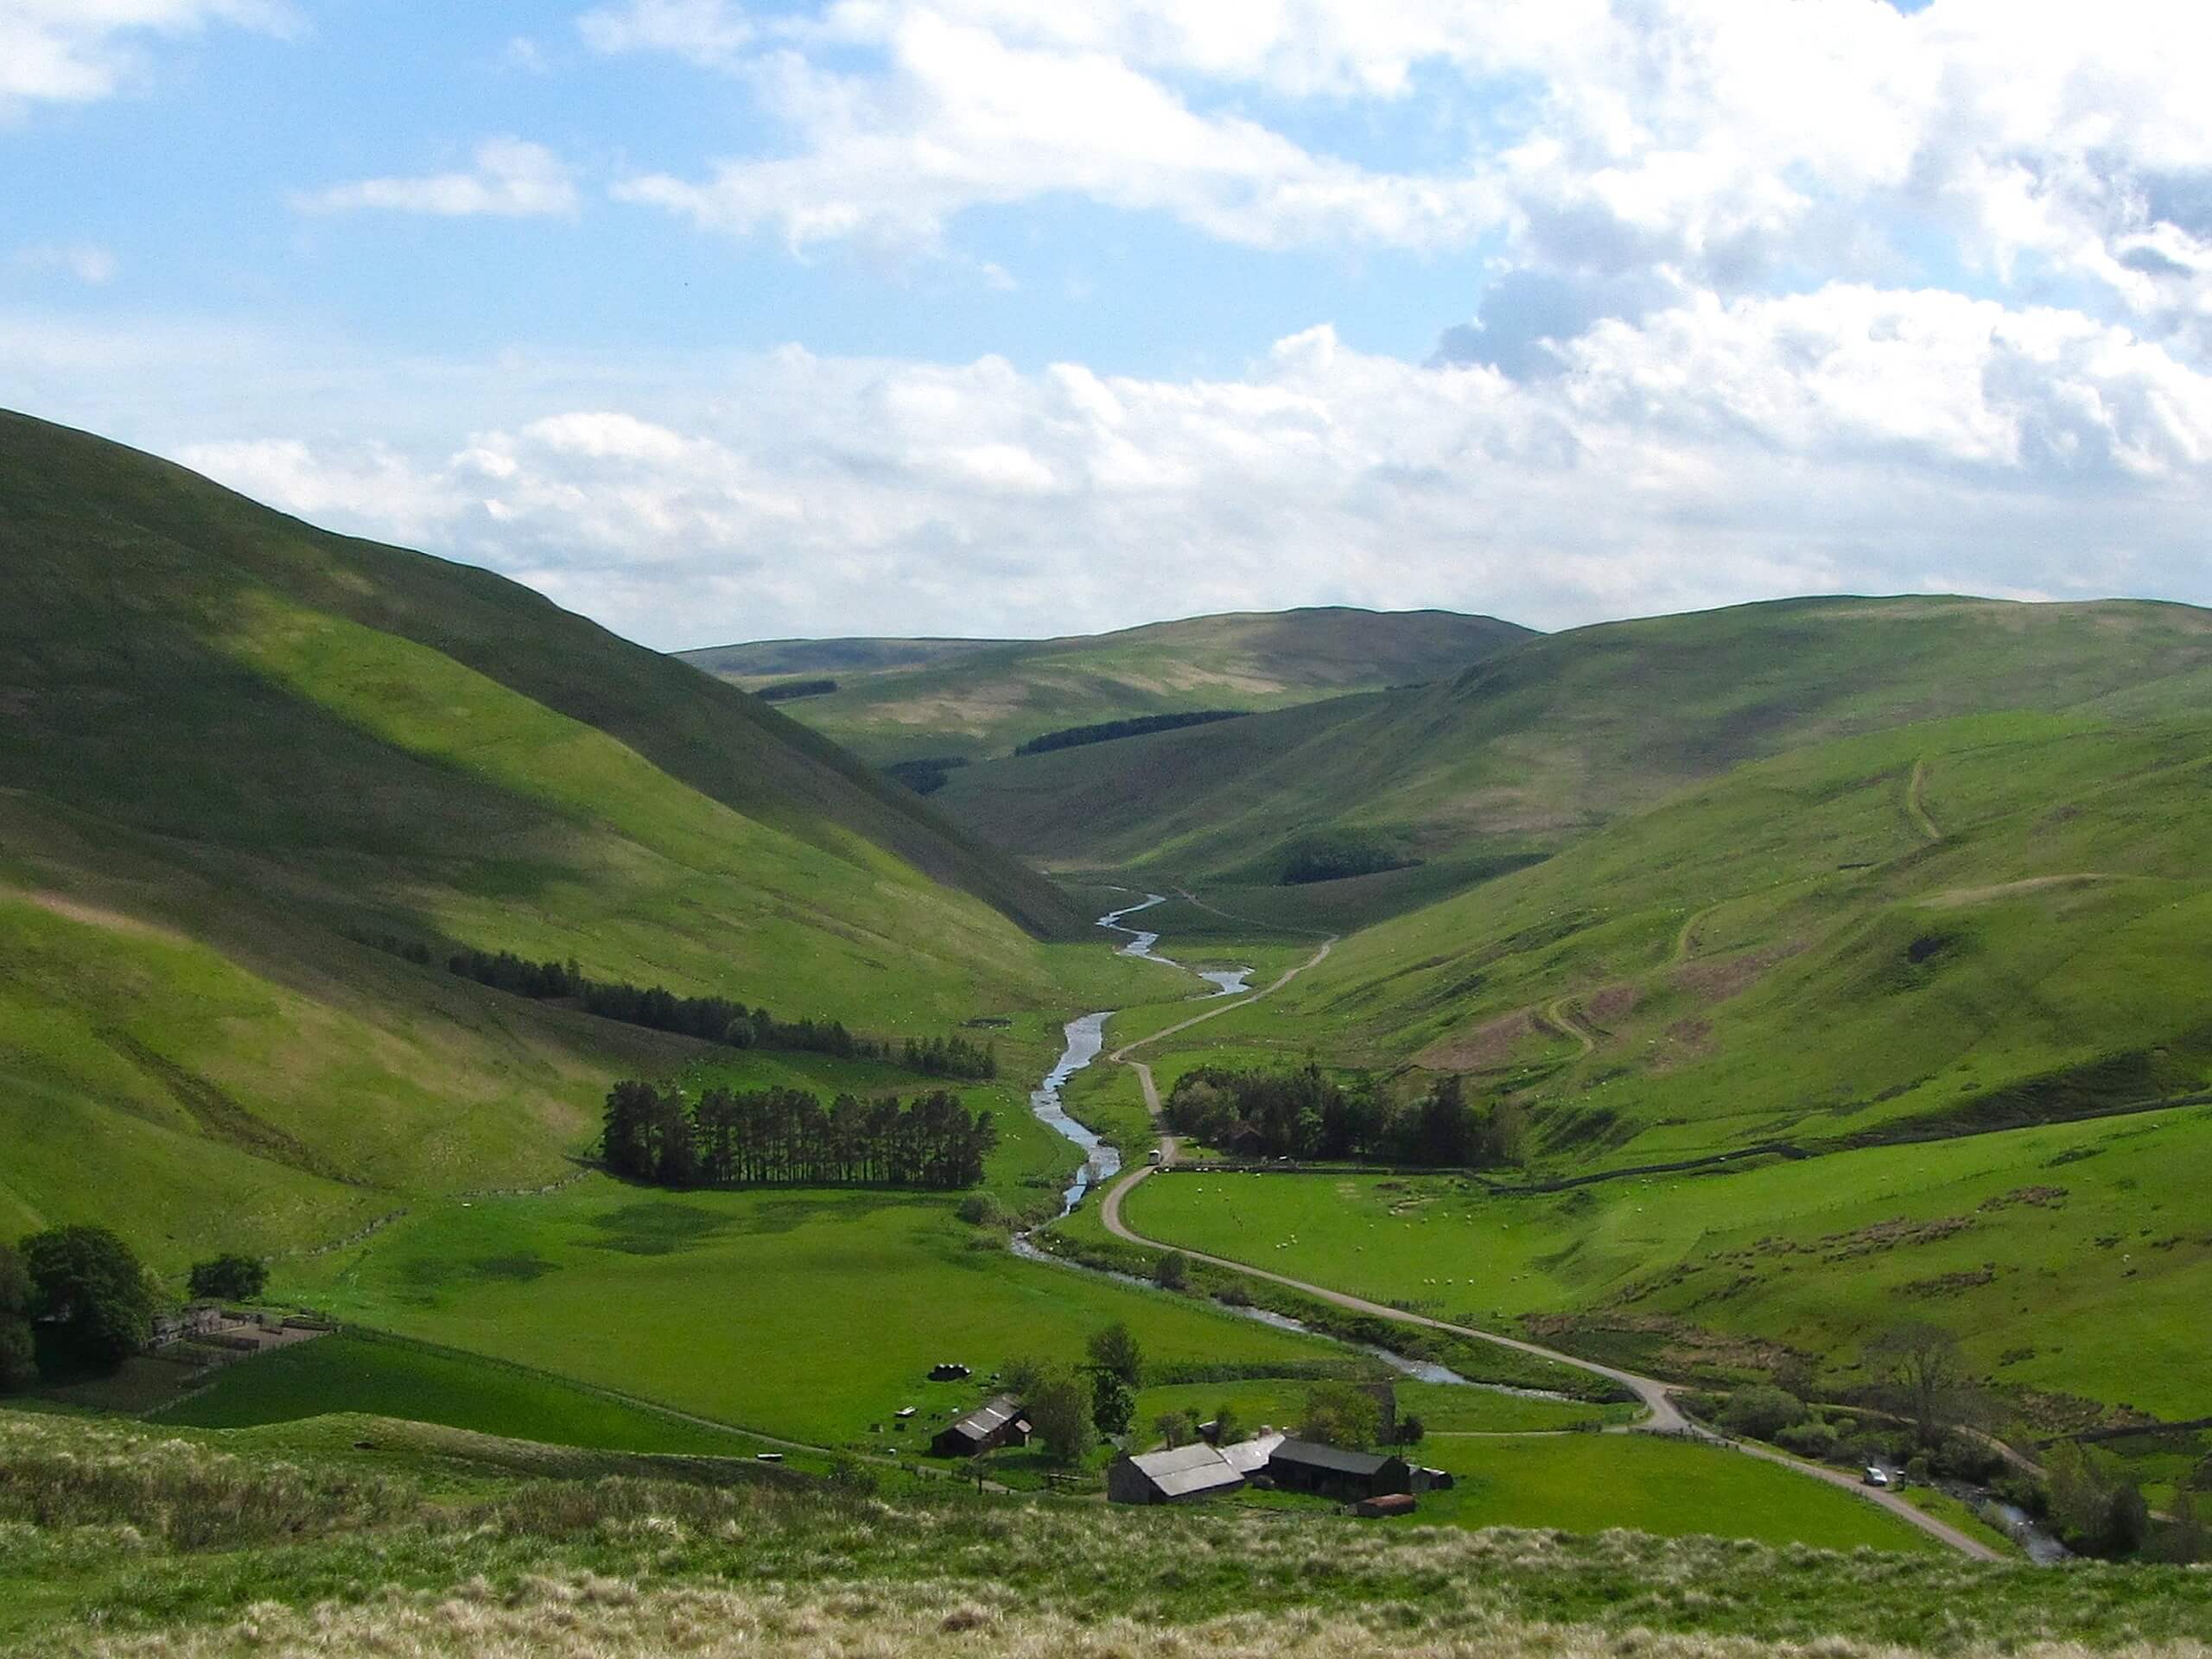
xmin=4 ymin=1 xmax=2211 ymax=647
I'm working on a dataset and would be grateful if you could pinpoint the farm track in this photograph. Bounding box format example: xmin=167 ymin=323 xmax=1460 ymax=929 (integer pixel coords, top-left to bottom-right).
xmin=1088 ymin=921 xmax=2001 ymax=1562
xmin=1672 ymin=901 xmax=1724 ymax=964
xmin=1539 ymin=998 xmax=1597 ymax=1057
xmin=1907 ymin=757 xmax=1944 ymax=842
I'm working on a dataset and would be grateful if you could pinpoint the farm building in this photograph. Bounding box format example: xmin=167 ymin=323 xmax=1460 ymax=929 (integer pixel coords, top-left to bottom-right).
xmin=1108 ymin=1433 xmax=1286 ymax=1505
xmin=929 ymin=1394 xmax=1030 ymax=1458
xmin=1264 ymin=1439 xmax=1414 ymax=1502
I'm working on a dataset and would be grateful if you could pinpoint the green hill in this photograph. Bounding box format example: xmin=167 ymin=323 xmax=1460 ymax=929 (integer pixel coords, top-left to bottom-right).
xmin=935 ymin=596 xmax=2212 ymax=891
xmin=678 ymin=607 xmax=1533 ymax=765
xmin=0 ymin=411 xmax=1124 ymax=1261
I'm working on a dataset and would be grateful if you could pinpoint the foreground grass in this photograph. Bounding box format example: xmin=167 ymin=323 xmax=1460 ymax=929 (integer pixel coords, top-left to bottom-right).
xmin=6 ymin=1409 xmax=2212 ymax=1658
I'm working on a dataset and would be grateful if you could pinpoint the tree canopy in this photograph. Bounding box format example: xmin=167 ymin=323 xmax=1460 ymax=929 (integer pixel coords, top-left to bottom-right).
xmin=21 ymin=1225 xmax=156 ymax=1364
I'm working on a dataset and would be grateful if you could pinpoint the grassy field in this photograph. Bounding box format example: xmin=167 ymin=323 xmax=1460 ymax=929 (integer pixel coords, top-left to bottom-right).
xmin=1116 ymin=1103 xmax=2212 ymax=1419
xmin=1405 ymin=1433 xmax=1941 ymax=1553
xmin=150 ymin=1330 xmax=796 ymax=1460
xmin=267 ymin=1174 xmax=1346 ymax=1449
xmin=679 ymin=607 xmax=1530 ymax=765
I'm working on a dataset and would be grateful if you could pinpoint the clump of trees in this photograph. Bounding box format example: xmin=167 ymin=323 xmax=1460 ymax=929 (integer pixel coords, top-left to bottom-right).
xmin=1014 ymin=709 xmax=1243 ymax=756
xmin=188 ymin=1255 xmax=268 ymax=1302
xmin=13 ymin=1225 xmax=157 ymax=1372
xmin=883 ymin=756 xmax=969 ymax=796
xmin=1299 ymin=1381 xmax=1383 ymax=1449
xmin=0 ymin=1243 xmax=35 ymax=1392
xmin=1163 ymin=1067 xmax=1521 ymax=1168
xmin=601 ymin=1081 xmax=997 ymax=1189
xmin=1278 ymin=832 xmax=1420 ymax=886
xmin=431 ymin=945 xmax=995 ymax=1077
xmin=756 ymin=677 xmax=838 ymax=702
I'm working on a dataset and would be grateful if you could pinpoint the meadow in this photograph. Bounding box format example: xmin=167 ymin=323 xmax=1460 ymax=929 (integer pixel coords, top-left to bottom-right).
xmin=1390 ymin=1433 xmax=1940 ymax=1554
xmin=267 ymin=1174 xmax=1344 ymax=1450
xmin=1115 ymin=1103 xmax=2212 ymax=1420
xmin=151 ymin=1330 xmax=799 ymax=1464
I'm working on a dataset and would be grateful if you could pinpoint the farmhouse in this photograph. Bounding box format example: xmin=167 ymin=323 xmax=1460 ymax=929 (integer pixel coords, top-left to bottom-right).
xmin=1263 ymin=1439 xmax=1414 ymax=1502
xmin=930 ymin=1394 xmax=1030 ymax=1457
xmin=1108 ymin=1432 xmax=1287 ymax=1504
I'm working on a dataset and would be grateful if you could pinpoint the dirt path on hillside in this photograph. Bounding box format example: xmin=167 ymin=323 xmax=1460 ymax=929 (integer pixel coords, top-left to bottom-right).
xmin=1908 ymin=758 xmax=1943 ymax=842
xmin=1672 ymin=901 xmax=1724 ymax=963
xmin=1539 ymin=997 xmax=1597 ymax=1056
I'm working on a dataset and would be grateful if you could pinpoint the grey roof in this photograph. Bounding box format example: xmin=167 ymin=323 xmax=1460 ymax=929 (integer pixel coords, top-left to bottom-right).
xmin=1269 ymin=1438 xmax=1398 ymax=1477
xmin=1221 ymin=1432 xmax=1285 ymax=1474
xmin=1125 ymin=1441 xmax=1247 ymax=1499
xmin=943 ymin=1394 xmax=1024 ymax=1442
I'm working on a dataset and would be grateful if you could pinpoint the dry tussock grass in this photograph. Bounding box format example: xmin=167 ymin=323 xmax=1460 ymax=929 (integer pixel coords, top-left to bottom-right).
xmin=56 ymin=1573 xmax=2212 ymax=1659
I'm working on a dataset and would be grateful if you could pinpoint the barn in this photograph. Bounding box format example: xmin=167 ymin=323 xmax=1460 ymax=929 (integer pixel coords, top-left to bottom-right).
xmin=1108 ymin=1433 xmax=1286 ymax=1504
xmin=930 ymin=1394 xmax=1031 ymax=1458
xmin=1262 ymin=1439 xmax=1414 ymax=1502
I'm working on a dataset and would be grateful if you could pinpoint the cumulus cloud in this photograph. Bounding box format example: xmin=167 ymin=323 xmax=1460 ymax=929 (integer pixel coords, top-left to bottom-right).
xmin=292 ymin=138 xmax=580 ymax=219
xmin=588 ymin=0 xmax=2212 ymax=350
xmin=0 ymin=0 xmax=296 ymax=113
xmin=108 ymin=283 xmax=2212 ymax=648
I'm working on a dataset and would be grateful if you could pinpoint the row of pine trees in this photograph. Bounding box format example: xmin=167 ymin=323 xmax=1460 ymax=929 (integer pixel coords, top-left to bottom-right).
xmin=601 ymin=1081 xmax=998 ymax=1189
xmin=432 ymin=944 xmax=996 ymax=1077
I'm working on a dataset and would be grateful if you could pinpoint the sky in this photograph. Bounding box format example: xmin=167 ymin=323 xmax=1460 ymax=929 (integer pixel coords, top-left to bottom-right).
xmin=3 ymin=0 xmax=2211 ymax=650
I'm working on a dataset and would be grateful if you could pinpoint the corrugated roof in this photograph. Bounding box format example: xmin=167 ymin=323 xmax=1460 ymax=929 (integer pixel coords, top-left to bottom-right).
xmin=1221 ymin=1432 xmax=1285 ymax=1474
xmin=1270 ymin=1438 xmax=1395 ymax=1476
xmin=1126 ymin=1442 xmax=1245 ymax=1499
xmin=944 ymin=1394 xmax=1023 ymax=1440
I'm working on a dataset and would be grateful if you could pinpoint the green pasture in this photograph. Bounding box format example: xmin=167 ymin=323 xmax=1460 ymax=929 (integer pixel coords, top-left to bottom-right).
xmin=151 ymin=1330 xmax=802 ymax=1462
xmin=1120 ymin=1104 xmax=2212 ymax=1417
xmin=269 ymin=1176 xmax=1344 ymax=1448
xmin=1408 ymin=1433 xmax=1942 ymax=1554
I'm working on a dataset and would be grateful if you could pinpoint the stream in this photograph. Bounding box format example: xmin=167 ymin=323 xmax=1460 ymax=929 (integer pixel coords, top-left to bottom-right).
xmin=1018 ymin=894 xmax=1522 ymax=1395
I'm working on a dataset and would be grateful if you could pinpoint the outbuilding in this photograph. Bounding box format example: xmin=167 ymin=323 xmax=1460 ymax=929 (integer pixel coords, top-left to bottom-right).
xmin=1263 ymin=1439 xmax=1414 ymax=1502
xmin=930 ymin=1394 xmax=1031 ymax=1458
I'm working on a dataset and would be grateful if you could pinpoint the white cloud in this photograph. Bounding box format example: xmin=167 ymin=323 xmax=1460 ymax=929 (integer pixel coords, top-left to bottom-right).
xmin=74 ymin=281 xmax=2208 ymax=648
xmin=614 ymin=12 xmax=1497 ymax=255
xmin=0 ymin=0 xmax=296 ymax=113
xmin=591 ymin=0 xmax=2212 ymax=342
xmin=12 ymin=242 xmax=117 ymax=284
xmin=293 ymin=138 xmax=580 ymax=219
xmin=578 ymin=0 xmax=753 ymax=67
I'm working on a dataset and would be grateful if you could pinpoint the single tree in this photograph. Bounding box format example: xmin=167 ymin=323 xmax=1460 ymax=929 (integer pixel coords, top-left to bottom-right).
xmin=0 ymin=1243 xmax=35 ymax=1392
xmin=20 ymin=1224 xmax=156 ymax=1364
xmin=188 ymin=1254 xmax=267 ymax=1303
xmin=2161 ymin=1490 xmax=2204 ymax=1565
xmin=1396 ymin=1413 xmax=1427 ymax=1447
xmin=1154 ymin=1251 xmax=1190 ymax=1291
xmin=1086 ymin=1321 xmax=1143 ymax=1389
xmin=1210 ymin=1404 xmax=1243 ymax=1446
xmin=1091 ymin=1370 xmax=1135 ymax=1437
xmin=1029 ymin=1370 xmax=1092 ymax=1465
xmin=1000 ymin=1354 xmax=1049 ymax=1402
xmin=1864 ymin=1321 xmax=1974 ymax=1445
xmin=1154 ymin=1410 xmax=1194 ymax=1449
xmin=1299 ymin=1381 xmax=1382 ymax=1450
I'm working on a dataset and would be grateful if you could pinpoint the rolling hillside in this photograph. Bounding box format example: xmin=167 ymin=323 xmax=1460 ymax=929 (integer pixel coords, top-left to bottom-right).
xmin=0 ymin=411 xmax=1132 ymax=1262
xmin=678 ymin=607 xmax=1533 ymax=765
xmin=934 ymin=596 xmax=2212 ymax=889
